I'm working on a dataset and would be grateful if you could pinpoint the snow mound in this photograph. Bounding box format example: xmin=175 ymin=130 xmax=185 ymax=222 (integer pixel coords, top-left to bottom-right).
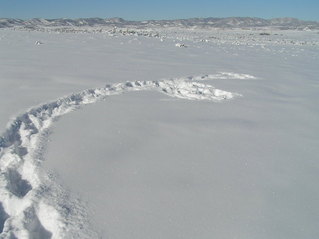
xmin=34 ymin=41 xmax=43 ymax=45
xmin=175 ymin=43 xmax=187 ymax=48
xmin=189 ymin=72 xmax=257 ymax=81
xmin=0 ymin=74 xmax=246 ymax=238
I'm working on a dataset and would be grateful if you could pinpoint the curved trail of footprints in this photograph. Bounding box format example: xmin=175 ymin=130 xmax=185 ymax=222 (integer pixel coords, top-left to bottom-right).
xmin=0 ymin=73 xmax=254 ymax=238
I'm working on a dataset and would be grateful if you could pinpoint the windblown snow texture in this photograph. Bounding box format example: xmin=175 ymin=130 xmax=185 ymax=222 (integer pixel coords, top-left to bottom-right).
xmin=0 ymin=74 xmax=246 ymax=238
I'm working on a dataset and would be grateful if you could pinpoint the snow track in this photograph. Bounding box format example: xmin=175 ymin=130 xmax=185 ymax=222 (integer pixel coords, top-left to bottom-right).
xmin=0 ymin=74 xmax=245 ymax=238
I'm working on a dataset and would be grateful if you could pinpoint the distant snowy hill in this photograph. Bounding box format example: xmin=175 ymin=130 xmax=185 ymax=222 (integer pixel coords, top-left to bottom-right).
xmin=1 ymin=17 xmax=319 ymax=30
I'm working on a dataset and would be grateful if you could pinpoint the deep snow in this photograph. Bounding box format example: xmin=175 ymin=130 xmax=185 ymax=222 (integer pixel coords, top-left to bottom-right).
xmin=0 ymin=28 xmax=319 ymax=238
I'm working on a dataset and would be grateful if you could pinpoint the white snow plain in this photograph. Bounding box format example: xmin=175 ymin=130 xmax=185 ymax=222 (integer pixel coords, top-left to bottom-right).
xmin=0 ymin=28 xmax=319 ymax=239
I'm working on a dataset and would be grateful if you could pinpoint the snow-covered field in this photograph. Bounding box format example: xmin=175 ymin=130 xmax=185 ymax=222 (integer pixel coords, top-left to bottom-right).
xmin=0 ymin=28 xmax=318 ymax=238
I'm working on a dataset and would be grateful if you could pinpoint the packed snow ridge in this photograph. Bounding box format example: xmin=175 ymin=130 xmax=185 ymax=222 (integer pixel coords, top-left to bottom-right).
xmin=0 ymin=74 xmax=250 ymax=238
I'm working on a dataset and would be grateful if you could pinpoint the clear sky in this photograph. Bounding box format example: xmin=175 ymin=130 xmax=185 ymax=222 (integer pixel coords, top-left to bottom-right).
xmin=0 ymin=0 xmax=318 ymax=21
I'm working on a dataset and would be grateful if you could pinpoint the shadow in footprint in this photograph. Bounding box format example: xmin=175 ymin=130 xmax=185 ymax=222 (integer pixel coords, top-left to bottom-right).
xmin=0 ymin=202 xmax=9 ymax=233
xmin=24 ymin=207 xmax=52 ymax=239
xmin=6 ymin=169 xmax=32 ymax=198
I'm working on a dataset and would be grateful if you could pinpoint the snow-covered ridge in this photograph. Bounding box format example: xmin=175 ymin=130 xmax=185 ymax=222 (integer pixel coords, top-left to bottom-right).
xmin=1 ymin=17 xmax=319 ymax=30
xmin=0 ymin=74 xmax=246 ymax=238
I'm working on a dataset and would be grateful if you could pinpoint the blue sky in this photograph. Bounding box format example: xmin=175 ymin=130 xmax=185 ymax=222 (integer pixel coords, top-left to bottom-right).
xmin=0 ymin=0 xmax=318 ymax=21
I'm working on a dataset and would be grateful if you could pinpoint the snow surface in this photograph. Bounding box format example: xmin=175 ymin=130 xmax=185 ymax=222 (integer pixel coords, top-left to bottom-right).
xmin=0 ymin=75 xmax=237 ymax=238
xmin=0 ymin=28 xmax=319 ymax=238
